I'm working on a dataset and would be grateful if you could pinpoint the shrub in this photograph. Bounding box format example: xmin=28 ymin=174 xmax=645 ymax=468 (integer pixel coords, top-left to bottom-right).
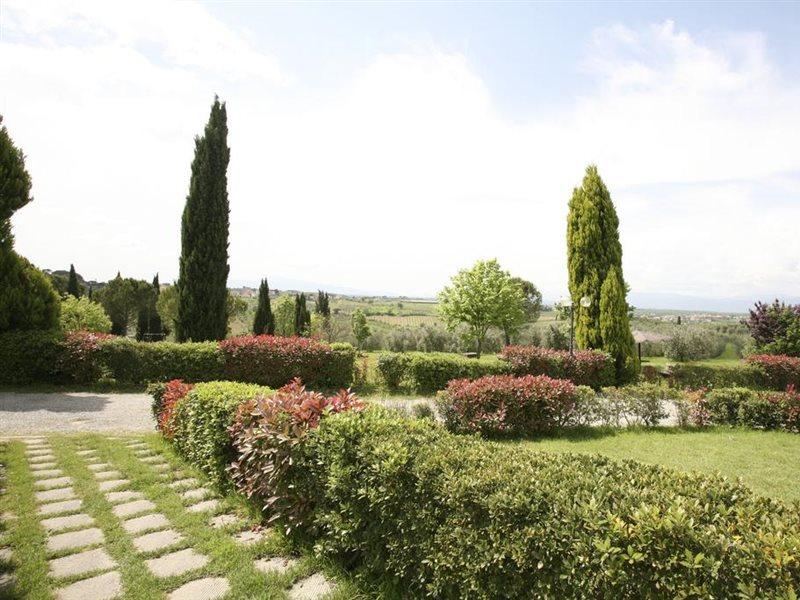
xmin=438 ymin=374 xmax=589 ymax=435
xmin=0 ymin=251 xmax=60 ymax=333
xmin=59 ymin=331 xmax=115 ymax=383
xmin=376 ymin=352 xmax=412 ymax=389
xmin=668 ymin=362 xmax=767 ymax=390
xmin=151 ymin=379 xmax=194 ymax=439
xmin=500 ymin=345 xmax=615 ymax=389
xmin=229 ymin=379 xmax=363 ymax=530
xmin=280 ymin=408 xmax=800 ymax=598
xmin=746 ymin=354 xmax=800 ymax=390
xmin=0 ymin=329 xmax=63 ymax=384
xmin=97 ymin=338 xmax=224 ymax=384
xmin=703 ymin=387 xmax=757 ymax=425
xmin=59 ymin=296 xmax=112 ymax=333
xmin=738 ymin=393 xmax=785 ymax=430
xmin=407 ymin=352 xmax=508 ymax=394
xmin=219 ymin=335 xmax=355 ymax=388
xmin=599 ymin=383 xmax=679 ymax=427
xmin=171 ymin=381 xmax=270 ymax=488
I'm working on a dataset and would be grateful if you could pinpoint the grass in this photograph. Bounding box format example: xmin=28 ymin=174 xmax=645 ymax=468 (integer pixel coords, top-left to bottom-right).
xmin=508 ymin=427 xmax=800 ymax=503
xmin=0 ymin=434 xmax=370 ymax=599
xmin=642 ymin=355 xmax=744 ymax=369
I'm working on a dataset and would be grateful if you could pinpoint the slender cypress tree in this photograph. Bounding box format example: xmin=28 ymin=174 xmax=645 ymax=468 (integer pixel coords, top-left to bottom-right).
xmin=67 ymin=264 xmax=81 ymax=298
xmin=294 ymin=293 xmax=311 ymax=336
xmin=176 ymin=97 xmax=230 ymax=342
xmin=599 ymin=266 xmax=638 ymax=382
xmin=253 ymin=278 xmax=275 ymax=335
xmin=315 ymin=290 xmax=330 ymax=317
xmin=566 ymin=165 xmax=623 ymax=349
xmin=150 ymin=274 xmax=164 ymax=339
xmin=88 ymin=284 xmax=93 ymax=301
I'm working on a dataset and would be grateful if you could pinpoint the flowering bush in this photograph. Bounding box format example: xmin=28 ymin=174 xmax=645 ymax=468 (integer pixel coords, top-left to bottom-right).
xmin=500 ymin=345 xmax=615 ymax=389
xmin=438 ymin=374 xmax=590 ymax=435
xmin=59 ymin=330 xmax=115 ymax=383
xmin=220 ymin=335 xmax=355 ymax=388
xmin=153 ymin=379 xmax=194 ymax=440
xmin=229 ymin=379 xmax=363 ymax=531
xmin=746 ymin=354 xmax=800 ymax=389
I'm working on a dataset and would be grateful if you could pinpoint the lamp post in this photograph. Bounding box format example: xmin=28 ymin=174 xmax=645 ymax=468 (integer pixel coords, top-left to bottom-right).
xmin=568 ymin=295 xmax=592 ymax=356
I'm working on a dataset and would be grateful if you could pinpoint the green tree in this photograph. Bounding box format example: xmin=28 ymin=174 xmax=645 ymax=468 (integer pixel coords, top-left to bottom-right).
xmin=97 ymin=273 xmax=151 ymax=336
xmin=0 ymin=116 xmax=60 ymax=332
xmin=60 ymin=296 xmax=112 ymax=333
xmin=253 ymin=278 xmax=275 ymax=335
xmin=438 ymin=259 xmax=525 ymax=357
xmin=599 ymin=266 xmax=638 ymax=382
xmin=567 ymin=165 xmax=624 ymax=350
xmin=294 ymin=293 xmax=311 ymax=336
xmin=273 ymin=295 xmax=295 ymax=336
xmin=226 ymin=292 xmax=248 ymax=334
xmin=176 ymin=96 xmax=230 ymax=342
xmin=156 ymin=284 xmax=178 ymax=336
xmin=500 ymin=277 xmax=543 ymax=345
xmin=351 ymin=308 xmax=371 ymax=349
xmin=316 ymin=290 xmax=331 ymax=317
xmin=67 ymin=264 xmax=82 ymax=298
xmin=136 ymin=274 xmax=164 ymax=341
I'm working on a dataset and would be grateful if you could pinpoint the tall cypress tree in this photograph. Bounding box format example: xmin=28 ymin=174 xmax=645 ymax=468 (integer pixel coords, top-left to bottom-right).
xmin=599 ymin=266 xmax=637 ymax=382
xmin=253 ymin=278 xmax=275 ymax=335
xmin=294 ymin=293 xmax=311 ymax=336
xmin=315 ymin=290 xmax=330 ymax=317
xmin=176 ymin=97 xmax=230 ymax=342
xmin=567 ymin=165 xmax=623 ymax=349
xmin=67 ymin=264 xmax=81 ymax=298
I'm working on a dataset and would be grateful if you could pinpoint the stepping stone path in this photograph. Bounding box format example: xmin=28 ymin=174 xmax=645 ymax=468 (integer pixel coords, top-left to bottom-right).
xmin=12 ymin=436 xmax=345 ymax=600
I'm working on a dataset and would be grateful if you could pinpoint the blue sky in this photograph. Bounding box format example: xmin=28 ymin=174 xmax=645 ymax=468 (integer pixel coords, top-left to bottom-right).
xmin=2 ymin=1 xmax=799 ymax=307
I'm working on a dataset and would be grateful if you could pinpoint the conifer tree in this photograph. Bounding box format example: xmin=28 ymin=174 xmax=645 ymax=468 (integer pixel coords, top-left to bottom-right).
xmin=567 ymin=165 xmax=623 ymax=349
xmin=294 ymin=293 xmax=311 ymax=336
xmin=599 ymin=266 xmax=638 ymax=382
xmin=253 ymin=278 xmax=275 ymax=335
xmin=176 ymin=97 xmax=230 ymax=342
xmin=316 ymin=290 xmax=331 ymax=317
xmin=67 ymin=264 xmax=81 ymax=298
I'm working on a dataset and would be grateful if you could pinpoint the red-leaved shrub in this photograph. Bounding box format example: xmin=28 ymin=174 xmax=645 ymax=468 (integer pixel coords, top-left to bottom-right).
xmin=229 ymin=379 xmax=363 ymax=531
xmin=745 ymin=354 xmax=800 ymax=389
xmin=59 ymin=331 xmax=115 ymax=383
xmin=438 ymin=374 xmax=585 ymax=435
xmin=219 ymin=335 xmax=354 ymax=388
xmin=156 ymin=379 xmax=194 ymax=439
xmin=501 ymin=345 xmax=615 ymax=389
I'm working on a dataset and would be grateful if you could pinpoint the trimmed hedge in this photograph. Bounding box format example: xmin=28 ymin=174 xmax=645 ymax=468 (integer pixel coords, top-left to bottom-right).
xmin=695 ymin=386 xmax=800 ymax=432
xmin=171 ymin=381 xmax=271 ymax=488
xmin=667 ymin=362 xmax=767 ymax=390
xmin=746 ymin=354 xmax=800 ymax=390
xmin=0 ymin=331 xmax=354 ymax=389
xmin=376 ymin=352 xmax=508 ymax=394
xmin=275 ymin=408 xmax=800 ymax=598
xmin=500 ymin=345 xmax=615 ymax=389
xmin=438 ymin=374 xmax=593 ymax=435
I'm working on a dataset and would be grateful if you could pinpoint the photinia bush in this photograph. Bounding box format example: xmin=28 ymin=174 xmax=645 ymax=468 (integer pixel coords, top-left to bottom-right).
xmin=154 ymin=379 xmax=194 ymax=440
xmin=59 ymin=330 xmax=115 ymax=383
xmin=500 ymin=345 xmax=615 ymax=389
xmin=438 ymin=374 xmax=588 ymax=435
xmin=746 ymin=354 xmax=800 ymax=389
xmin=229 ymin=378 xmax=363 ymax=532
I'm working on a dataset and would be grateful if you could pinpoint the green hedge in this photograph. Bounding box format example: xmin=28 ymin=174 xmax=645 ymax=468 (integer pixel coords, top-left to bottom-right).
xmin=376 ymin=351 xmax=508 ymax=394
xmin=286 ymin=408 xmax=800 ymax=598
xmin=98 ymin=338 xmax=224 ymax=384
xmin=668 ymin=363 xmax=769 ymax=389
xmin=0 ymin=330 xmax=63 ymax=384
xmin=171 ymin=381 xmax=270 ymax=488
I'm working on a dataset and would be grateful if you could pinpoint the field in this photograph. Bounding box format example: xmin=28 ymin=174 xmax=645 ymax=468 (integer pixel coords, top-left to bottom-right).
xmin=510 ymin=427 xmax=800 ymax=502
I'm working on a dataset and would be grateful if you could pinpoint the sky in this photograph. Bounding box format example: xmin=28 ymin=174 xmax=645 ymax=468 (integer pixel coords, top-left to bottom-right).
xmin=2 ymin=1 xmax=799 ymax=307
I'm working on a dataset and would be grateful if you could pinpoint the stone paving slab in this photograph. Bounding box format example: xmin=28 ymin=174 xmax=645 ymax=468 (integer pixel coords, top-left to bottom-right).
xmin=75 ymin=450 xmax=97 ymax=457
xmin=35 ymin=476 xmax=73 ymax=490
xmin=123 ymin=513 xmax=169 ymax=534
xmin=132 ymin=529 xmax=183 ymax=553
xmin=29 ymin=455 xmax=57 ymax=464
xmin=41 ymin=513 xmax=94 ymax=532
xmin=209 ymin=514 xmax=240 ymax=528
xmin=168 ymin=576 xmax=230 ymax=600
xmin=145 ymin=548 xmax=208 ymax=578
xmin=98 ymin=479 xmax=129 ymax=491
xmin=105 ymin=490 xmax=143 ymax=504
xmin=152 ymin=463 xmax=170 ymax=472
xmin=186 ymin=499 xmax=220 ymax=514
xmin=38 ymin=499 xmax=83 ymax=516
xmin=49 ymin=547 xmax=115 ymax=578
xmin=112 ymin=499 xmax=156 ymax=518
xmin=94 ymin=470 xmax=122 ymax=481
xmin=30 ymin=462 xmax=58 ymax=471
xmin=32 ymin=469 xmax=63 ymax=479
xmin=27 ymin=449 xmax=53 ymax=457
xmin=87 ymin=463 xmax=112 ymax=472
xmin=55 ymin=570 xmax=122 ymax=600
xmin=47 ymin=527 xmax=104 ymax=552
xmin=234 ymin=530 xmax=267 ymax=546
xmin=36 ymin=487 xmax=76 ymax=503
xmin=168 ymin=478 xmax=198 ymax=489
xmin=288 ymin=573 xmax=336 ymax=600
xmin=140 ymin=456 xmax=161 ymax=463
xmin=181 ymin=488 xmax=209 ymax=501
xmin=255 ymin=556 xmax=298 ymax=574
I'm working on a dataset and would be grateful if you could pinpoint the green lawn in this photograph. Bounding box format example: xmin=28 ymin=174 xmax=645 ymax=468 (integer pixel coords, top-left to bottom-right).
xmin=642 ymin=355 xmax=743 ymax=369
xmin=509 ymin=427 xmax=800 ymax=503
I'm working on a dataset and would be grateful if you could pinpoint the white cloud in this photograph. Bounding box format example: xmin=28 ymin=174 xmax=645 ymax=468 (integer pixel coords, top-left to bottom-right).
xmin=2 ymin=5 xmax=799 ymax=301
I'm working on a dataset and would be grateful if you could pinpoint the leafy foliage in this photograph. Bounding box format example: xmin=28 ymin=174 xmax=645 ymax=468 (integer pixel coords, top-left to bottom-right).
xmin=746 ymin=354 xmax=800 ymax=389
xmin=500 ymin=345 xmax=615 ymax=389
xmin=252 ymin=278 xmax=275 ymax=335
xmin=60 ymin=296 xmax=112 ymax=333
xmin=438 ymin=259 xmax=525 ymax=357
xmin=0 ymin=115 xmax=32 ymax=248
xmin=229 ymin=379 xmax=363 ymax=531
xmin=151 ymin=379 xmax=194 ymax=440
xmin=0 ymin=251 xmax=60 ymax=332
xmin=350 ymin=308 xmax=370 ymax=349
xmin=743 ymin=299 xmax=800 ymax=356
xmin=176 ymin=97 xmax=230 ymax=342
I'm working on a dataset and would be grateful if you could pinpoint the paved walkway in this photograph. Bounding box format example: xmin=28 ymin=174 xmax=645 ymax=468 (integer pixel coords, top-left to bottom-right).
xmin=0 ymin=393 xmax=154 ymax=434
xmin=1 ymin=436 xmax=337 ymax=599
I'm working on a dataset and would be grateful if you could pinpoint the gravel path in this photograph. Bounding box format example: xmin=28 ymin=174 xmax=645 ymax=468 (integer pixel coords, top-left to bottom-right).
xmin=0 ymin=393 xmax=154 ymax=434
